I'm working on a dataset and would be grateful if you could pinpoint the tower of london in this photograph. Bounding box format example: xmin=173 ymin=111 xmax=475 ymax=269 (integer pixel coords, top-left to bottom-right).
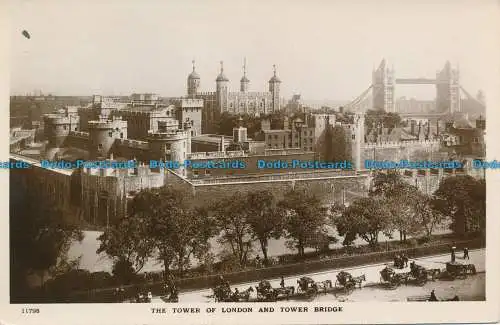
xmin=187 ymin=60 xmax=282 ymax=133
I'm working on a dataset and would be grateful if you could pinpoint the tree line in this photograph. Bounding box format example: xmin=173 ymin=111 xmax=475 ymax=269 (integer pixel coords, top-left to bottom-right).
xmin=96 ymin=172 xmax=485 ymax=284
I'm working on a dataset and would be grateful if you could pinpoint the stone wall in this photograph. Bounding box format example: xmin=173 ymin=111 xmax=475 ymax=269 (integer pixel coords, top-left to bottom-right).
xmin=361 ymin=141 xmax=443 ymax=163
xmin=189 ymin=174 xmax=370 ymax=206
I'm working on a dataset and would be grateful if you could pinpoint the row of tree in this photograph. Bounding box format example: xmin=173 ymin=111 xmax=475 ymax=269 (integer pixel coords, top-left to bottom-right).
xmin=97 ymin=172 xmax=485 ymax=283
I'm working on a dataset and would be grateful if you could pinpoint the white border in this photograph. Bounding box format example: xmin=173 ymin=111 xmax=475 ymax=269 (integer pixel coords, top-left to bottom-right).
xmin=0 ymin=1 xmax=499 ymax=324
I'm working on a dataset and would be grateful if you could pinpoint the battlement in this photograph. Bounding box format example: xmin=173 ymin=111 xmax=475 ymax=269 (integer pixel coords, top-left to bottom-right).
xmin=228 ymin=91 xmax=272 ymax=98
xmin=69 ymin=131 xmax=89 ymax=138
xmin=362 ymin=139 xmax=440 ymax=149
xmin=188 ymin=150 xmax=246 ymax=160
xmin=43 ymin=114 xmax=76 ymax=124
xmin=119 ymin=139 xmax=149 ymax=150
xmin=170 ymin=98 xmax=204 ymax=107
xmin=147 ymin=130 xmax=190 ymax=141
xmin=196 ymin=92 xmax=216 ymax=97
xmin=88 ymin=118 xmax=127 ymax=130
xmin=263 ymin=148 xmax=312 ymax=156
xmin=188 ymin=169 xmax=370 ymax=186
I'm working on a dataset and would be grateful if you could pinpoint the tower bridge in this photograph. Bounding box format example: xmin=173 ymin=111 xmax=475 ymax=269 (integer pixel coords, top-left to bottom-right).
xmin=344 ymin=59 xmax=485 ymax=115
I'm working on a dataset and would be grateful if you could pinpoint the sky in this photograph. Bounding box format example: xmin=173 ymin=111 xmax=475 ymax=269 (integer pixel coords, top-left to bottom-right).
xmin=8 ymin=0 xmax=500 ymax=102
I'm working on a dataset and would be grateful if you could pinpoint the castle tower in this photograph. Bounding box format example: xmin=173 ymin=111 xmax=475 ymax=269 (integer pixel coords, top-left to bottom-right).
xmin=436 ymin=61 xmax=460 ymax=113
xmin=372 ymin=59 xmax=395 ymax=112
xmin=147 ymin=122 xmax=191 ymax=177
xmin=88 ymin=116 xmax=127 ymax=160
xmin=43 ymin=108 xmax=80 ymax=149
xmin=269 ymin=64 xmax=281 ymax=112
xmin=216 ymin=61 xmax=229 ymax=112
xmin=187 ymin=60 xmax=200 ymax=97
xmin=240 ymin=58 xmax=250 ymax=92
xmin=351 ymin=112 xmax=365 ymax=170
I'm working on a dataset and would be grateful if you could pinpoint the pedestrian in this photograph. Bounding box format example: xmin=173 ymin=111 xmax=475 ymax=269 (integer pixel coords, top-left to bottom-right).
xmin=280 ymin=276 xmax=285 ymax=288
xmin=463 ymin=247 xmax=469 ymax=260
xmin=451 ymin=246 xmax=456 ymax=262
xmin=429 ymin=289 xmax=438 ymax=301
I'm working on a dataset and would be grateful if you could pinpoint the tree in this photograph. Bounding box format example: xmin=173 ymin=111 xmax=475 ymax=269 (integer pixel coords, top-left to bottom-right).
xmin=279 ymin=188 xmax=329 ymax=257
xmin=97 ymin=205 xmax=155 ymax=279
xmin=10 ymin=188 xmax=83 ymax=300
xmin=415 ymin=194 xmax=445 ymax=239
xmin=246 ymin=190 xmax=284 ymax=263
xmin=146 ymin=186 xmax=216 ymax=277
xmin=433 ymin=175 xmax=485 ymax=235
xmin=334 ymin=197 xmax=392 ymax=247
xmin=364 ymin=110 xmax=401 ymax=133
xmin=370 ymin=171 xmax=423 ymax=242
xmin=212 ymin=192 xmax=254 ymax=267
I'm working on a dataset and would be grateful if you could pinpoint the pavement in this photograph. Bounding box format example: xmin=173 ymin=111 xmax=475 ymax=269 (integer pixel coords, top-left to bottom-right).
xmin=151 ymin=248 xmax=485 ymax=303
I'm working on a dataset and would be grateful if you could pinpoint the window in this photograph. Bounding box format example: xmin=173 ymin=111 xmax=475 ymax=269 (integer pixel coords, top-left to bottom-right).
xmin=98 ymin=144 xmax=103 ymax=149
xmin=108 ymin=131 xmax=113 ymax=137
xmin=205 ymin=170 xmax=211 ymax=175
xmin=63 ymin=125 xmax=67 ymax=130
xmin=74 ymin=127 xmax=78 ymax=131
xmin=120 ymin=133 xmax=123 ymax=139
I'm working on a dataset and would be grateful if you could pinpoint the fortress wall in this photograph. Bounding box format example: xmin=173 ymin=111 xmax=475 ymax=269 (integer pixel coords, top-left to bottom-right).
xmin=189 ymin=175 xmax=369 ymax=206
xmin=360 ymin=140 xmax=444 ymax=162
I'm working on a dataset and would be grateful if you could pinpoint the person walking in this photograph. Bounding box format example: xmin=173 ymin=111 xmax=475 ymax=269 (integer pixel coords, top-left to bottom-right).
xmin=451 ymin=246 xmax=456 ymax=262
xmin=280 ymin=276 xmax=285 ymax=288
xmin=463 ymin=247 xmax=470 ymax=260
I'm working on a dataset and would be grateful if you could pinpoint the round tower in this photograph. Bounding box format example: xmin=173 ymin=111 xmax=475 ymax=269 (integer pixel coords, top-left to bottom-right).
xmin=43 ymin=108 xmax=79 ymax=148
xmin=216 ymin=61 xmax=229 ymax=112
xmin=240 ymin=58 xmax=250 ymax=92
xmin=88 ymin=116 xmax=127 ymax=160
xmin=147 ymin=121 xmax=191 ymax=177
xmin=268 ymin=64 xmax=281 ymax=112
xmin=187 ymin=60 xmax=200 ymax=97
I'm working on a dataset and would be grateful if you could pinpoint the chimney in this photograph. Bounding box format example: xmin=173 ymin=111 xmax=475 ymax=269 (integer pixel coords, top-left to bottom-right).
xmin=476 ymin=116 xmax=486 ymax=130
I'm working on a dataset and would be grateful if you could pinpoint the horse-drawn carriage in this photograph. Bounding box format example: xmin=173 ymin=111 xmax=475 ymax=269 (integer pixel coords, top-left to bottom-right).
xmin=256 ymin=280 xmax=278 ymax=301
xmin=405 ymin=262 xmax=429 ymax=286
xmin=380 ymin=266 xmax=405 ymax=289
xmin=255 ymin=280 xmax=295 ymax=301
xmin=133 ymin=291 xmax=152 ymax=303
xmin=296 ymin=277 xmax=318 ymax=298
xmin=211 ymin=283 xmax=233 ymax=302
xmin=442 ymin=262 xmax=476 ymax=280
xmin=335 ymin=271 xmax=366 ymax=293
xmin=393 ymin=254 xmax=408 ymax=269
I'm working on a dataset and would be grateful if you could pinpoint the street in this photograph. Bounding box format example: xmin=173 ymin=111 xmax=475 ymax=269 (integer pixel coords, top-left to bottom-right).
xmin=153 ymin=249 xmax=485 ymax=303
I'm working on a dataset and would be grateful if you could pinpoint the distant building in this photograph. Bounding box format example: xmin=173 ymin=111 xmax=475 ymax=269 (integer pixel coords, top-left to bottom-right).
xmin=185 ymin=60 xmax=282 ymax=133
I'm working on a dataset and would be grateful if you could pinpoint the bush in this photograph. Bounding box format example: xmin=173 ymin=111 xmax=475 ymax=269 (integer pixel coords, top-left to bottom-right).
xmin=112 ymin=258 xmax=138 ymax=285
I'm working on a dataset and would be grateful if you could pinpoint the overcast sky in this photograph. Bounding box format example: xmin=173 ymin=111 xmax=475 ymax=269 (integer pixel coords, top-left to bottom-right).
xmin=8 ymin=0 xmax=499 ymax=102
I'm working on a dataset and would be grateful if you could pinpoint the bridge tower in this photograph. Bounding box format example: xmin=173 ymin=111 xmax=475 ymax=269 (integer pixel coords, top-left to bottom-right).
xmin=436 ymin=61 xmax=460 ymax=113
xmin=372 ymin=59 xmax=395 ymax=112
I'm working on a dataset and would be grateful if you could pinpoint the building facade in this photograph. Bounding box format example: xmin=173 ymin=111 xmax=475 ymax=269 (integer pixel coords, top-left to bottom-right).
xmin=186 ymin=60 xmax=282 ymax=133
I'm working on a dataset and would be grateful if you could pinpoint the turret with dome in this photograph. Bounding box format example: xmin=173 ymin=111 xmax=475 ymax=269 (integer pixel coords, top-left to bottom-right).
xmin=187 ymin=60 xmax=200 ymax=97
xmin=184 ymin=59 xmax=282 ymax=133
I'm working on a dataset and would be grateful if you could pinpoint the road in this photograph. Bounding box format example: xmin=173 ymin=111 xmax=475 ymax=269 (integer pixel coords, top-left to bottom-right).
xmin=152 ymin=249 xmax=485 ymax=303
